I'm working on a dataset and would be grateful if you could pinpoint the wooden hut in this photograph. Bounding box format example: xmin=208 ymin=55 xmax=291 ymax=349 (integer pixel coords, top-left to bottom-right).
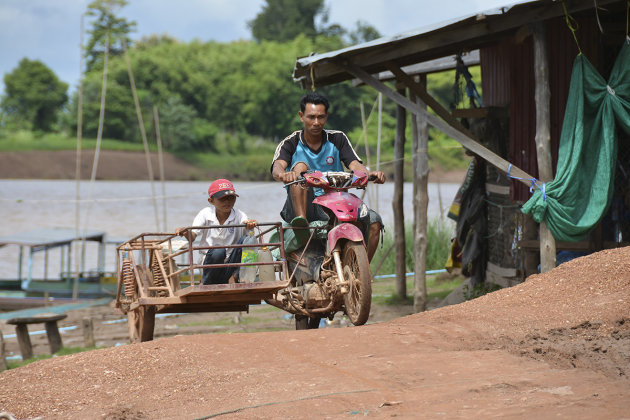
xmin=292 ymin=0 xmax=630 ymax=308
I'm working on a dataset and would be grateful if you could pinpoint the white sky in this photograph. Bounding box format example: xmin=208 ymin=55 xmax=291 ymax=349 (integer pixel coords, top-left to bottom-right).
xmin=0 ymin=0 xmax=518 ymax=94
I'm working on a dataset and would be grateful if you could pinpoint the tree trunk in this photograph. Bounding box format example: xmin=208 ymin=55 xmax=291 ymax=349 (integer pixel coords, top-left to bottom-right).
xmin=533 ymin=21 xmax=556 ymax=273
xmin=411 ymin=78 xmax=429 ymax=312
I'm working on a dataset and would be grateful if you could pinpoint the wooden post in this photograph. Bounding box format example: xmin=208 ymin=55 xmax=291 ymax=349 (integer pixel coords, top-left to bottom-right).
xmin=82 ymin=317 xmax=95 ymax=348
xmin=0 ymin=331 xmax=8 ymax=371
xmin=533 ymin=22 xmax=556 ymax=273
xmin=410 ymin=75 xmax=429 ymax=312
xmin=15 ymin=324 xmax=33 ymax=360
xmin=394 ymin=87 xmax=407 ymax=299
xmin=45 ymin=320 xmax=64 ymax=354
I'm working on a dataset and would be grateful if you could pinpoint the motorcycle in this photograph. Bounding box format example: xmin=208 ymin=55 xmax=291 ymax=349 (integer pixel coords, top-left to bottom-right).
xmin=266 ymin=170 xmax=376 ymax=329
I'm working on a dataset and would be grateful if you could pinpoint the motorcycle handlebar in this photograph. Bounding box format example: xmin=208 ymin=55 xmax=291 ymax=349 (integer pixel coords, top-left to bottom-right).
xmin=283 ymin=171 xmax=377 ymax=188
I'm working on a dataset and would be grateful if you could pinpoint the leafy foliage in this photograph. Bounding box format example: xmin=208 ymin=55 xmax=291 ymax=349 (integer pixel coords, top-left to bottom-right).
xmin=85 ymin=0 xmax=136 ymax=72
xmin=1 ymin=58 xmax=68 ymax=132
xmin=248 ymin=0 xmax=326 ymax=42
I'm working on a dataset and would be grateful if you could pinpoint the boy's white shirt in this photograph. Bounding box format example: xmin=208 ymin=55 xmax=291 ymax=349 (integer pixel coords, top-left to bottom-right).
xmin=191 ymin=206 xmax=249 ymax=262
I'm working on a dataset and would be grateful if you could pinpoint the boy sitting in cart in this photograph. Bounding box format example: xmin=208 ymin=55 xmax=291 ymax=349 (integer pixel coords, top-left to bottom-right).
xmin=175 ymin=179 xmax=257 ymax=285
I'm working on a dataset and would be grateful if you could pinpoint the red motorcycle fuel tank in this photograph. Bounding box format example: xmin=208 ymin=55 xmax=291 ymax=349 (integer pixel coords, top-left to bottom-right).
xmin=313 ymin=191 xmax=363 ymax=222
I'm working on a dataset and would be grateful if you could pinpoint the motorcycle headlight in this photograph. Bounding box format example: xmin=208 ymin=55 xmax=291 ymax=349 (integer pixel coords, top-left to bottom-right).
xmin=358 ymin=203 xmax=369 ymax=218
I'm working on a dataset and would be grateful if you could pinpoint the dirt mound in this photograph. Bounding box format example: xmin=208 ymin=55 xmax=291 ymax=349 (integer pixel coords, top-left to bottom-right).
xmin=1 ymin=247 xmax=629 ymax=419
xmin=0 ymin=150 xmax=210 ymax=181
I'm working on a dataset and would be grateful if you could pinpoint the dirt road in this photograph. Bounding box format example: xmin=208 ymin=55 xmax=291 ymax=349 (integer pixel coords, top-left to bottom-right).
xmin=1 ymin=247 xmax=629 ymax=419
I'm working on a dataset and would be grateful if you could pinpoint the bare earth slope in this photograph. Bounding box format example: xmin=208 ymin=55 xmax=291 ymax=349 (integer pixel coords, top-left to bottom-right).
xmin=0 ymin=150 xmax=466 ymax=182
xmin=1 ymin=248 xmax=629 ymax=419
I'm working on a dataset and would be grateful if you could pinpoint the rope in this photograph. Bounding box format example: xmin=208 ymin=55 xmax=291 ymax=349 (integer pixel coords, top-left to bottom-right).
xmin=507 ymin=163 xmax=547 ymax=200
xmin=562 ymin=0 xmax=583 ymax=55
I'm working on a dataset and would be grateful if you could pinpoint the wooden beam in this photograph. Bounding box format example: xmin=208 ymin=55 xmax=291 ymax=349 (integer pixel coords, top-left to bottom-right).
xmin=385 ymin=61 xmax=475 ymax=140
xmin=340 ymin=59 xmax=536 ymax=185
xmin=533 ymin=21 xmax=556 ymax=273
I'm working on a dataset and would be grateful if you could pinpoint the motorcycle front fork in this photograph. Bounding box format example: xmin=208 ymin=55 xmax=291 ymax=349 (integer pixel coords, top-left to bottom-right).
xmin=332 ymin=248 xmax=348 ymax=295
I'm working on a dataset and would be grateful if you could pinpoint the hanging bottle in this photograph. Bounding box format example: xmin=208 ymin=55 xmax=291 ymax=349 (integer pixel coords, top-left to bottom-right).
xmin=239 ymin=230 xmax=258 ymax=283
xmin=257 ymin=246 xmax=275 ymax=282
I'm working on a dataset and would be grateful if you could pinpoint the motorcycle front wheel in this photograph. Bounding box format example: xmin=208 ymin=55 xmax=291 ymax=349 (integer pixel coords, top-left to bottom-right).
xmin=342 ymin=242 xmax=372 ymax=325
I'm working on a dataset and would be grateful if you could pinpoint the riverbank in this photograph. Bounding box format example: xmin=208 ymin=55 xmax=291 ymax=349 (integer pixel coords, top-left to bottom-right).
xmin=0 ymin=150 xmax=467 ymax=183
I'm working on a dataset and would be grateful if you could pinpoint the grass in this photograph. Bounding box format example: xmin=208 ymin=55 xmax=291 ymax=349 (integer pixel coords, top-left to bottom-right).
xmin=371 ymin=217 xmax=455 ymax=277
xmin=372 ymin=271 xmax=464 ymax=306
xmin=0 ymin=130 xmax=151 ymax=152
xmin=6 ymin=346 xmax=101 ymax=369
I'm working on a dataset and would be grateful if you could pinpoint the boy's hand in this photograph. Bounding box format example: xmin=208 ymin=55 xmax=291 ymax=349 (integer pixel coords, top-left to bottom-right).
xmin=175 ymin=227 xmax=187 ymax=236
xmin=244 ymin=219 xmax=258 ymax=230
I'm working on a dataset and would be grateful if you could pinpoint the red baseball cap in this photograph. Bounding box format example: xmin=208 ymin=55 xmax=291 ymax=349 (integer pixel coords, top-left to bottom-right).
xmin=208 ymin=179 xmax=238 ymax=199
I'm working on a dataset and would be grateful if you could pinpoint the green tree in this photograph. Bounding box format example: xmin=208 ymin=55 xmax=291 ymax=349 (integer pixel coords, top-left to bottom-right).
xmin=248 ymin=0 xmax=326 ymax=42
xmin=1 ymin=58 xmax=68 ymax=131
xmin=346 ymin=21 xmax=381 ymax=44
xmin=85 ymin=0 xmax=136 ymax=72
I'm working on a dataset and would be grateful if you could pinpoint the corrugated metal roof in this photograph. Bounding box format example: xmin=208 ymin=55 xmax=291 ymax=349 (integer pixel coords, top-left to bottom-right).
xmin=292 ymin=0 xmax=618 ymax=88
xmin=0 ymin=228 xmax=106 ymax=248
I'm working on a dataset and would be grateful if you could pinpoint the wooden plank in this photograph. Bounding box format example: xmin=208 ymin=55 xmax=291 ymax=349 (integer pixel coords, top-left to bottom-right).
xmin=519 ymin=239 xmax=590 ymax=251
xmin=340 ymin=60 xmax=536 ymax=185
xmin=176 ymin=281 xmax=288 ymax=297
xmin=156 ymin=304 xmax=249 ymax=314
xmin=533 ymin=21 xmax=556 ymax=273
xmin=386 ymin=62 xmax=475 ymax=140
xmin=452 ymin=108 xmax=488 ymax=119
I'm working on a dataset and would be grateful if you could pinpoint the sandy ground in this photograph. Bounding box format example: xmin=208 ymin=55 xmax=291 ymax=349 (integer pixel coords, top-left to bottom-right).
xmin=0 ymin=150 xmax=467 ymax=183
xmin=0 ymin=246 xmax=629 ymax=419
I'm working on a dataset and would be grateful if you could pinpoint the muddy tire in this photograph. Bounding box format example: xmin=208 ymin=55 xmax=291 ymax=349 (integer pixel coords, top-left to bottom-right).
xmin=127 ymin=305 xmax=156 ymax=343
xmin=342 ymin=242 xmax=372 ymax=326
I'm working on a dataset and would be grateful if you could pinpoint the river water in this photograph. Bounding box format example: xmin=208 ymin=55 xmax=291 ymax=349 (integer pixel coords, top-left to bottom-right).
xmin=0 ymin=179 xmax=459 ymax=278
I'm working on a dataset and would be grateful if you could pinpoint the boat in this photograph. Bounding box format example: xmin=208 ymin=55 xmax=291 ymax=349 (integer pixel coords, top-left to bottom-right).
xmin=0 ymin=227 xmax=123 ymax=301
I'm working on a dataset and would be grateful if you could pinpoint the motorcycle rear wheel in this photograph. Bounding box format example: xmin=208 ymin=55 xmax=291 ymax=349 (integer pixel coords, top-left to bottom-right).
xmin=342 ymin=242 xmax=372 ymax=326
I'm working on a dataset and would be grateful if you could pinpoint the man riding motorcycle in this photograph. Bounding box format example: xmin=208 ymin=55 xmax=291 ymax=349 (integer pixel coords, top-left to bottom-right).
xmin=270 ymin=92 xmax=386 ymax=329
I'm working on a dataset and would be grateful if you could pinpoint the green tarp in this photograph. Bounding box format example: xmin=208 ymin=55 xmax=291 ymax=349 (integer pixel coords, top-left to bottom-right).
xmin=521 ymin=41 xmax=630 ymax=242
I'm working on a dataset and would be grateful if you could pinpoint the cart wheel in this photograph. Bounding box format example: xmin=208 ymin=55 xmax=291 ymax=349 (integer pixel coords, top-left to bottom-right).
xmin=128 ymin=305 xmax=156 ymax=343
xmin=342 ymin=242 xmax=372 ymax=326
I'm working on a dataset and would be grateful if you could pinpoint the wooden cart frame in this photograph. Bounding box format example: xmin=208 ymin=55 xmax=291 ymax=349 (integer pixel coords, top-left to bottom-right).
xmin=114 ymin=222 xmax=290 ymax=342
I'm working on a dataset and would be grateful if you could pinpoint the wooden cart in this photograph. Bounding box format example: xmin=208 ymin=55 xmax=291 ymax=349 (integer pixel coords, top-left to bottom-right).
xmin=114 ymin=223 xmax=289 ymax=342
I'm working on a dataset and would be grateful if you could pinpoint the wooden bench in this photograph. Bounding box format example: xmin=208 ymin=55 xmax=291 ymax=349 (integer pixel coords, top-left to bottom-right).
xmin=6 ymin=313 xmax=68 ymax=360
